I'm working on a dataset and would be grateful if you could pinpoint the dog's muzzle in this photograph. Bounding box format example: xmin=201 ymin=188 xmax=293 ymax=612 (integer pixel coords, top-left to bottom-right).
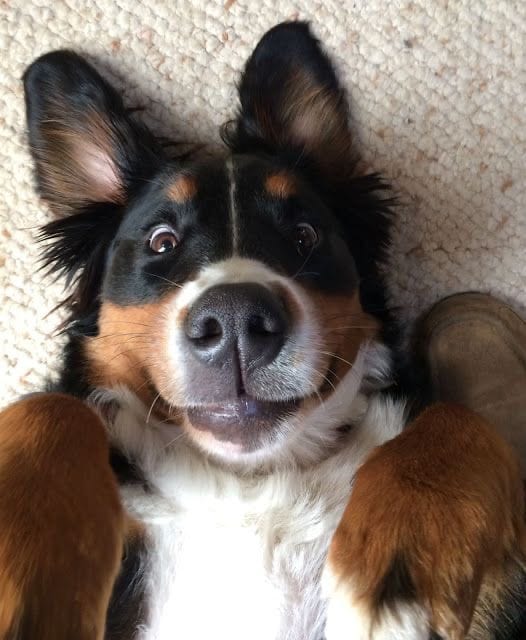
xmin=181 ymin=282 xmax=298 ymax=446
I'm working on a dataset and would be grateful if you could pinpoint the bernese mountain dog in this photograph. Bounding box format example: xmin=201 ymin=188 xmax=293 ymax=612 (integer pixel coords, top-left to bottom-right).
xmin=0 ymin=21 xmax=524 ymax=640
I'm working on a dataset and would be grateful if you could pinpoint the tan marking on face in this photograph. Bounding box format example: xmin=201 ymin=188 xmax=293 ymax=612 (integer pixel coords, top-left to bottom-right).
xmin=175 ymin=304 xmax=191 ymax=328
xmin=265 ymin=172 xmax=297 ymax=198
xmin=303 ymin=288 xmax=379 ymax=391
xmin=85 ymin=299 xmax=184 ymax=422
xmin=166 ymin=174 xmax=198 ymax=203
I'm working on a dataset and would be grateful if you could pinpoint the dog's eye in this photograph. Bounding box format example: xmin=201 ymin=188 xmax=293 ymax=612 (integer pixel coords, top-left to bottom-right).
xmin=149 ymin=226 xmax=179 ymax=254
xmin=292 ymin=223 xmax=319 ymax=256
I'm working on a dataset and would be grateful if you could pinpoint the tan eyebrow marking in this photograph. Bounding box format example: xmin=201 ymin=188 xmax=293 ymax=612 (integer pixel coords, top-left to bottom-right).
xmin=166 ymin=174 xmax=198 ymax=203
xmin=265 ymin=172 xmax=297 ymax=198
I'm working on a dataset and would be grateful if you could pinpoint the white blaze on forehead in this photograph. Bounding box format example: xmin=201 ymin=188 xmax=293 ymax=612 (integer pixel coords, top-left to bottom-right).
xmin=227 ymin=157 xmax=240 ymax=255
xmin=173 ymin=257 xmax=298 ymax=313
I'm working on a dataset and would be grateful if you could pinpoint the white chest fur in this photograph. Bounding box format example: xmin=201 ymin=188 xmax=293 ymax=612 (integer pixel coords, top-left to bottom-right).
xmin=103 ymin=394 xmax=405 ymax=640
xmin=133 ymin=460 xmax=352 ymax=640
xmin=97 ymin=345 xmax=406 ymax=639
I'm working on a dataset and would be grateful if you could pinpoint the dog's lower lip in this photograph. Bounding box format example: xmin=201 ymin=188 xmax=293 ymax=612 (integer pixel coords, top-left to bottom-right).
xmin=186 ymin=396 xmax=299 ymax=444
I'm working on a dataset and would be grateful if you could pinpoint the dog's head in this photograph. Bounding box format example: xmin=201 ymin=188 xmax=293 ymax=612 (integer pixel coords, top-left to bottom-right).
xmin=24 ymin=23 xmax=393 ymax=466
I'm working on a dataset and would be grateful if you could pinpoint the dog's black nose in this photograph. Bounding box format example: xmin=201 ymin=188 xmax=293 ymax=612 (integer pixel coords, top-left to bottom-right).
xmin=184 ymin=283 xmax=288 ymax=372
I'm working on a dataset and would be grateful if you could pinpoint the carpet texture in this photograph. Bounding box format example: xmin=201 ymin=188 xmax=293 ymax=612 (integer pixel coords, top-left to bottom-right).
xmin=1 ymin=0 xmax=525 ymax=406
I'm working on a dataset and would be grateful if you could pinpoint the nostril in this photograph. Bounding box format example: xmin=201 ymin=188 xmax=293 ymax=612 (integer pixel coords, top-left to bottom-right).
xmin=247 ymin=309 xmax=286 ymax=338
xmin=248 ymin=314 xmax=276 ymax=336
xmin=202 ymin=317 xmax=222 ymax=340
xmin=186 ymin=315 xmax=223 ymax=347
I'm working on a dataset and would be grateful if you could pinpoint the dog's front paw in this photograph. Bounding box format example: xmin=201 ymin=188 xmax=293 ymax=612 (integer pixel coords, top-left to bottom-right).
xmin=0 ymin=394 xmax=125 ymax=639
xmin=323 ymin=405 xmax=526 ymax=640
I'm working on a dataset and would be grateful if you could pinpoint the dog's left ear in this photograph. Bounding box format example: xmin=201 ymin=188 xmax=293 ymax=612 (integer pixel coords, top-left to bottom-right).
xmin=227 ymin=22 xmax=354 ymax=181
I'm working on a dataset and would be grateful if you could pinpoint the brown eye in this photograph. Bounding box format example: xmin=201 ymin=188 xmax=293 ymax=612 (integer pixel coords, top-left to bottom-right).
xmin=149 ymin=226 xmax=179 ymax=254
xmin=292 ymin=223 xmax=319 ymax=256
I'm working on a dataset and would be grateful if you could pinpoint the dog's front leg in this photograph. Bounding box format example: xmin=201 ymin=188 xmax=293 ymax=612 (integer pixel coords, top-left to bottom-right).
xmin=324 ymin=403 xmax=526 ymax=640
xmin=0 ymin=393 xmax=124 ymax=640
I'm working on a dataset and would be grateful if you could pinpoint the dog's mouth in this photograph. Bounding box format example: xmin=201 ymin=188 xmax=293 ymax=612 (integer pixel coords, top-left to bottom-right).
xmin=186 ymin=395 xmax=300 ymax=449
xmin=163 ymin=355 xmax=340 ymax=456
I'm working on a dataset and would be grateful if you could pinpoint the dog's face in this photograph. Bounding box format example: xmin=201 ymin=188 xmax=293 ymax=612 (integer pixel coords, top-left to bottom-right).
xmin=97 ymin=155 xmax=367 ymax=461
xmin=25 ymin=23 xmax=392 ymax=465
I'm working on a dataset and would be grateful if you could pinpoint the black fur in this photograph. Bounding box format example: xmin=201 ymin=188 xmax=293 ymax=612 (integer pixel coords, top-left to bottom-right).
xmin=373 ymin=553 xmax=417 ymax=609
xmin=105 ymin=534 xmax=148 ymax=640
xmin=39 ymin=204 xmax=121 ymax=330
xmin=493 ymin=567 xmax=526 ymax=640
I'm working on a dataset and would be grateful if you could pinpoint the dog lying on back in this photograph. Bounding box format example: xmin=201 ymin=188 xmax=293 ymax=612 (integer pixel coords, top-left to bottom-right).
xmin=0 ymin=21 xmax=524 ymax=640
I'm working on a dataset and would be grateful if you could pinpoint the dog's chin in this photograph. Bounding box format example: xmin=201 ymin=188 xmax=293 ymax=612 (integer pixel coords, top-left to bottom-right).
xmin=183 ymin=396 xmax=301 ymax=459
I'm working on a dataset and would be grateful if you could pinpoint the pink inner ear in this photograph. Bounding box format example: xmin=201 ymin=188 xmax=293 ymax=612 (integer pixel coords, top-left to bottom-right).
xmin=76 ymin=140 xmax=123 ymax=204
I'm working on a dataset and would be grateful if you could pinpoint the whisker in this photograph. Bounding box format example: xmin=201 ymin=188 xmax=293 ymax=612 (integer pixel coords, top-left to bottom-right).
xmin=326 ymin=367 xmax=342 ymax=385
xmin=318 ymin=350 xmax=354 ymax=368
xmin=322 ymin=373 xmax=337 ymax=394
xmin=135 ymin=377 xmax=154 ymax=394
xmin=146 ymin=392 xmax=163 ymax=425
xmin=313 ymin=387 xmax=325 ymax=410
xmin=292 ymin=245 xmax=315 ymax=281
xmin=317 ymin=372 xmax=336 ymax=395
xmin=118 ymin=336 xmax=152 ymax=347
xmin=324 ymin=325 xmax=377 ymax=332
xmin=144 ymin=272 xmax=184 ymax=289
xmin=318 ymin=314 xmax=371 ymax=323
xmin=294 ymin=271 xmax=320 ymax=279
xmin=99 ymin=320 xmax=154 ymax=329
xmin=305 ymin=363 xmax=337 ymax=399
xmin=106 ymin=346 xmax=151 ymax=365
xmin=89 ymin=332 xmax=150 ymax=342
xmin=163 ymin=430 xmax=186 ymax=449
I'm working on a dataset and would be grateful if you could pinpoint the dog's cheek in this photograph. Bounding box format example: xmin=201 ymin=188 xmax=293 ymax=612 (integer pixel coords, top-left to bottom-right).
xmin=300 ymin=288 xmax=379 ymax=383
xmin=85 ymin=297 xmax=186 ymax=412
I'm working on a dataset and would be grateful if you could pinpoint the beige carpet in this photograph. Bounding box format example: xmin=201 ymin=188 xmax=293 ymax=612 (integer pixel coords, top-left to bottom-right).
xmin=1 ymin=0 xmax=525 ymax=407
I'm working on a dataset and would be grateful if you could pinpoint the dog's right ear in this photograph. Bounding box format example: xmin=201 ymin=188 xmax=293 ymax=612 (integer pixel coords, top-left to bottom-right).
xmin=24 ymin=50 xmax=164 ymax=217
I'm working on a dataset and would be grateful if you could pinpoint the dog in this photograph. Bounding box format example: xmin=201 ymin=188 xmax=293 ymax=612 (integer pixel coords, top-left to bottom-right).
xmin=0 ymin=21 xmax=524 ymax=640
